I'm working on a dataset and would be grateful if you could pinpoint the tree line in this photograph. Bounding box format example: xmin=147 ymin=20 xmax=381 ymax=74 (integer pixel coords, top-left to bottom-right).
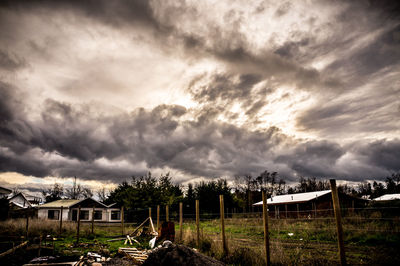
xmin=42 ymin=171 xmax=400 ymax=213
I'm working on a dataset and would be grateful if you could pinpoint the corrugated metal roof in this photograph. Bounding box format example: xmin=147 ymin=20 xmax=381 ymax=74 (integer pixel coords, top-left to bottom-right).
xmin=253 ymin=190 xmax=331 ymax=205
xmin=39 ymin=199 xmax=81 ymax=208
xmin=373 ymin=194 xmax=400 ymax=201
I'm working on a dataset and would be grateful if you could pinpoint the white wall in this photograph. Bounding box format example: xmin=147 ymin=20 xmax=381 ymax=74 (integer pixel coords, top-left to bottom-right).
xmin=106 ymin=208 xmax=122 ymax=222
xmin=69 ymin=207 xmax=114 ymax=222
xmin=38 ymin=208 xmax=69 ymax=221
xmin=38 ymin=207 xmax=122 ymax=222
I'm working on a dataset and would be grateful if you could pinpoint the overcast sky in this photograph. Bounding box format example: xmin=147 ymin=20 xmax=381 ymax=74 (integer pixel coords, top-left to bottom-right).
xmin=0 ymin=0 xmax=399 ymax=194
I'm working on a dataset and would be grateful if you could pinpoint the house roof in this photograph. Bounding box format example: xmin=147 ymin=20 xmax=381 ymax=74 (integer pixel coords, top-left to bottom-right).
xmin=39 ymin=197 xmax=110 ymax=209
xmin=0 ymin=186 xmax=12 ymax=195
xmin=373 ymin=194 xmax=400 ymax=201
xmin=9 ymin=201 xmax=29 ymax=209
xmin=39 ymin=199 xmax=81 ymax=208
xmin=253 ymin=190 xmax=331 ymax=205
xmin=69 ymin=197 xmax=108 ymax=208
xmin=8 ymin=192 xmax=32 ymax=208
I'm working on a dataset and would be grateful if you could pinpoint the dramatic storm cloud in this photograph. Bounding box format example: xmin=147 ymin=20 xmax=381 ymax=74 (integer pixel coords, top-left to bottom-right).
xmin=0 ymin=0 xmax=399 ymax=192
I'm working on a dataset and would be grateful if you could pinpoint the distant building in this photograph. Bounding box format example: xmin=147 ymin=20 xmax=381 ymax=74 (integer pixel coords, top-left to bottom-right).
xmin=7 ymin=192 xmax=42 ymax=209
xmin=8 ymin=192 xmax=32 ymax=210
xmin=38 ymin=198 xmax=122 ymax=222
xmin=23 ymin=193 xmax=42 ymax=206
xmin=0 ymin=186 xmax=12 ymax=198
xmin=253 ymin=190 xmax=367 ymax=218
xmin=373 ymin=194 xmax=400 ymax=201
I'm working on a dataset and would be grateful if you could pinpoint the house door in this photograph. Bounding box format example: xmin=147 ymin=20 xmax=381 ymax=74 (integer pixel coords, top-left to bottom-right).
xmin=72 ymin=209 xmax=77 ymax=221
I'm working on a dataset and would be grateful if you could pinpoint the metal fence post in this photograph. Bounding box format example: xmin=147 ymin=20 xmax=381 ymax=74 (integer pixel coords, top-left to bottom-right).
xmin=262 ymin=191 xmax=271 ymax=266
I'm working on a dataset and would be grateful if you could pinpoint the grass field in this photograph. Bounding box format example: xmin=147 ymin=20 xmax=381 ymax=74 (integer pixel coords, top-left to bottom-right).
xmin=0 ymin=215 xmax=399 ymax=265
xmin=180 ymin=216 xmax=400 ymax=265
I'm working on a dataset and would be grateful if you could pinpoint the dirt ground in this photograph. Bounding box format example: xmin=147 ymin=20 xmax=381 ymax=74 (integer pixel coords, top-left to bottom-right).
xmin=143 ymin=244 xmax=225 ymax=266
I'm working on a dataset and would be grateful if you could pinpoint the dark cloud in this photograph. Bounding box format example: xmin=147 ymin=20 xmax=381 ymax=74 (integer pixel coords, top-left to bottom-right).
xmin=275 ymin=141 xmax=345 ymax=178
xmin=324 ymin=24 xmax=400 ymax=86
xmin=188 ymin=73 xmax=262 ymax=104
xmin=296 ymin=76 xmax=400 ymax=137
xmin=274 ymin=38 xmax=310 ymax=59
xmin=274 ymin=2 xmax=291 ymax=17
xmin=0 ymin=50 xmax=26 ymax=71
xmin=1 ymin=82 xmax=399 ymax=182
xmin=0 ymin=0 xmax=162 ymax=31
xmin=354 ymin=139 xmax=400 ymax=173
xmin=0 ymin=0 xmax=400 ymax=188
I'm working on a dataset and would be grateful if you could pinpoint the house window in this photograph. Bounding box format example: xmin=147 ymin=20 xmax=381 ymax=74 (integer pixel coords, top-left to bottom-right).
xmin=111 ymin=210 xmax=120 ymax=220
xmin=48 ymin=210 xmax=60 ymax=220
xmin=94 ymin=210 xmax=102 ymax=220
xmin=80 ymin=210 xmax=89 ymax=220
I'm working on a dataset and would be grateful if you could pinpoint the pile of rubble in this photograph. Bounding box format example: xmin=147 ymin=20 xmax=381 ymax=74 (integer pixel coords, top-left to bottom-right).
xmin=144 ymin=241 xmax=225 ymax=266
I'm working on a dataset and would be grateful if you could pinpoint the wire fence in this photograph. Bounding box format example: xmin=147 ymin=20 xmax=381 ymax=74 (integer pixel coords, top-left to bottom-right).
xmin=118 ymin=199 xmax=400 ymax=265
xmin=2 ymin=193 xmax=400 ymax=264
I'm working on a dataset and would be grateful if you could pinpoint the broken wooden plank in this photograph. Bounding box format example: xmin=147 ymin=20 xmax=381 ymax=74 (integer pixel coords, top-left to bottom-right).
xmin=149 ymin=217 xmax=156 ymax=234
xmin=130 ymin=217 xmax=149 ymax=237
xmin=0 ymin=241 xmax=28 ymax=258
xmin=107 ymin=237 xmax=126 ymax=242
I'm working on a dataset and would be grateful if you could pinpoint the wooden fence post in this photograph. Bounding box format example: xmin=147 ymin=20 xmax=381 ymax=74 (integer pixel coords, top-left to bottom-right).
xmin=285 ymin=204 xmax=288 ymax=219
xmin=26 ymin=212 xmax=29 ymax=239
xmin=179 ymin=202 xmax=183 ymax=241
xmin=59 ymin=206 xmax=63 ymax=236
xmin=166 ymin=205 xmax=169 ymax=222
xmin=91 ymin=206 xmax=95 ymax=235
xmin=157 ymin=205 xmax=160 ymax=230
xmin=262 ymin=191 xmax=271 ymax=266
xmin=121 ymin=206 xmax=125 ymax=236
xmin=219 ymin=195 xmax=228 ymax=254
xmin=314 ymin=201 xmax=317 ymax=219
xmin=196 ymin=199 xmax=200 ymax=247
xmin=149 ymin=207 xmax=152 ymax=218
xmin=38 ymin=235 xmax=42 ymax=256
xmin=76 ymin=205 xmax=81 ymax=245
xmin=330 ymin=179 xmax=346 ymax=266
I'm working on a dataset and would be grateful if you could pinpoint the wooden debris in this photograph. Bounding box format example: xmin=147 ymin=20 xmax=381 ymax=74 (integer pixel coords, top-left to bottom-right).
xmin=124 ymin=235 xmax=133 ymax=245
xmin=107 ymin=237 xmax=126 ymax=242
xmin=119 ymin=247 xmax=149 ymax=264
xmin=0 ymin=241 xmax=28 ymax=258
xmin=130 ymin=217 xmax=158 ymax=237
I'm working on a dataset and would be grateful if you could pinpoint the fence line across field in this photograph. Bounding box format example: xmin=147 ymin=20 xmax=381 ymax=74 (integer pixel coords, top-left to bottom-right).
xmin=33 ymin=179 xmax=399 ymax=266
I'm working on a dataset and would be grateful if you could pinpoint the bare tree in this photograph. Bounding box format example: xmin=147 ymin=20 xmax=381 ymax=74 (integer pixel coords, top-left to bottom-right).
xmin=97 ymin=187 xmax=109 ymax=203
xmin=65 ymin=176 xmax=93 ymax=199
xmin=82 ymin=188 xmax=93 ymax=199
xmin=42 ymin=183 xmax=64 ymax=203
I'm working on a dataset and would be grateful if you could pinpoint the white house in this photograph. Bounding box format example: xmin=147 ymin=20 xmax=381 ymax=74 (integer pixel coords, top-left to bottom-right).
xmin=373 ymin=194 xmax=400 ymax=201
xmin=38 ymin=198 xmax=122 ymax=222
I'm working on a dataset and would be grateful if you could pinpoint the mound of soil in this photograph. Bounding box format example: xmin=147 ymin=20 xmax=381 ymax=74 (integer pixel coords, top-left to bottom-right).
xmin=143 ymin=244 xmax=224 ymax=266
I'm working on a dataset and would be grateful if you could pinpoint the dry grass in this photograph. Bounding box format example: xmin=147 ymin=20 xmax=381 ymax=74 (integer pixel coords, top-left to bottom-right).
xmin=0 ymin=218 xmax=76 ymax=237
xmin=1 ymin=215 xmax=399 ymax=265
xmin=177 ymin=215 xmax=400 ymax=265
